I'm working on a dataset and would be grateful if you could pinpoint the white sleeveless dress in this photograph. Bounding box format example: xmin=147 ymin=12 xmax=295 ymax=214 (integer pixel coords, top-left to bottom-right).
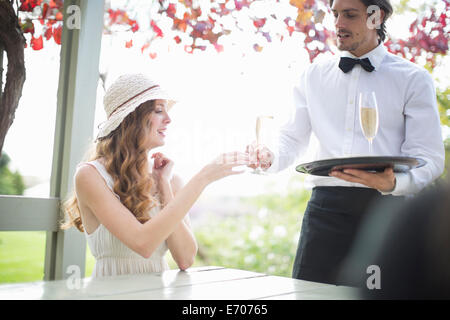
xmin=82 ymin=160 xmax=169 ymax=278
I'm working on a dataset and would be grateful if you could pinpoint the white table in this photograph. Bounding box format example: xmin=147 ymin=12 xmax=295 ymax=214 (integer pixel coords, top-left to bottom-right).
xmin=0 ymin=266 xmax=359 ymax=300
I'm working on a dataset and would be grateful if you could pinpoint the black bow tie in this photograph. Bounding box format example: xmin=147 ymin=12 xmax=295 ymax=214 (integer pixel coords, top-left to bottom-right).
xmin=339 ymin=57 xmax=375 ymax=73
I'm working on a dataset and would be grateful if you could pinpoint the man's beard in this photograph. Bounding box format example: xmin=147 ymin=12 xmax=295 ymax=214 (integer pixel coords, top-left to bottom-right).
xmin=338 ymin=40 xmax=361 ymax=53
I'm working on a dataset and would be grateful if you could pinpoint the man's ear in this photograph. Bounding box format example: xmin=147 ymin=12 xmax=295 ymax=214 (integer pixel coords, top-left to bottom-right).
xmin=367 ymin=5 xmax=385 ymax=30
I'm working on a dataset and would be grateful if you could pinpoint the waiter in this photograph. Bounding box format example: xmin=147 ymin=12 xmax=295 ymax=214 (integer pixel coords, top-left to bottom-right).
xmin=248 ymin=0 xmax=445 ymax=285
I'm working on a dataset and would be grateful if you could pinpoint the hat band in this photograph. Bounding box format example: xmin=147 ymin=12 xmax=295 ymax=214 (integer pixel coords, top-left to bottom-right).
xmin=108 ymin=84 xmax=160 ymax=119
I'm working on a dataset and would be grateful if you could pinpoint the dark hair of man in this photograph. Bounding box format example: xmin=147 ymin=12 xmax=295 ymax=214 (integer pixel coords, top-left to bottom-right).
xmin=329 ymin=0 xmax=393 ymax=42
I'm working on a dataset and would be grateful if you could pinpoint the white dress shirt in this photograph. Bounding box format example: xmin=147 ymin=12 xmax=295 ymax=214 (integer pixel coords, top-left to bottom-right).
xmin=268 ymin=44 xmax=445 ymax=196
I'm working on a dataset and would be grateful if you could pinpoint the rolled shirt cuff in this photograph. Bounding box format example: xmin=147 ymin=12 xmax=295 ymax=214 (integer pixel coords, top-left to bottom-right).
xmin=379 ymin=172 xmax=411 ymax=196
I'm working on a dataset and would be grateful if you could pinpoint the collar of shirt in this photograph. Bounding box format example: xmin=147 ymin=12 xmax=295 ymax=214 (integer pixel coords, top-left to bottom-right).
xmin=337 ymin=43 xmax=387 ymax=71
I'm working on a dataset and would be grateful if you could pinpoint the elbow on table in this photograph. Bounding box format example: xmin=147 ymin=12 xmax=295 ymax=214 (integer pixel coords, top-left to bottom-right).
xmin=178 ymin=257 xmax=195 ymax=271
xmin=177 ymin=245 xmax=198 ymax=271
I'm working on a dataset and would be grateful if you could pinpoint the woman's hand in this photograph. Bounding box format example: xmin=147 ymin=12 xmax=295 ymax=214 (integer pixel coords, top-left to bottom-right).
xmin=151 ymin=152 xmax=174 ymax=183
xmin=197 ymin=151 xmax=250 ymax=185
xmin=246 ymin=142 xmax=274 ymax=170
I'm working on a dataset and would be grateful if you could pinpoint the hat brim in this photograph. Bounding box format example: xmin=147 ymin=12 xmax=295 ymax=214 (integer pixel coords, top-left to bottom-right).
xmin=97 ymin=88 xmax=176 ymax=139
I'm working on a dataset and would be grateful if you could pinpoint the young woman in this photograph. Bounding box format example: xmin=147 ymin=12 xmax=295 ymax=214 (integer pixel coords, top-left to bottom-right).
xmin=61 ymin=73 xmax=249 ymax=277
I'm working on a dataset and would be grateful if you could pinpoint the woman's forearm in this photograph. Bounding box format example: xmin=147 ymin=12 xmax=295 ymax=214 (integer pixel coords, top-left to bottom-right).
xmin=167 ymin=219 xmax=198 ymax=269
xmin=158 ymin=179 xmax=198 ymax=269
xmin=137 ymin=173 xmax=207 ymax=258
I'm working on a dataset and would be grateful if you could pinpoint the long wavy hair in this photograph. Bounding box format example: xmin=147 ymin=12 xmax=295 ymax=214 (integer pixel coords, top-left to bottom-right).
xmin=61 ymin=100 xmax=159 ymax=232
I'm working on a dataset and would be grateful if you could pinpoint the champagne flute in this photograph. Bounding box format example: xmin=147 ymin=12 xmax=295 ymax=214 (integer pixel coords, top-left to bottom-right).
xmin=252 ymin=115 xmax=274 ymax=174
xmin=359 ymin=91 xmax=379 ymax=155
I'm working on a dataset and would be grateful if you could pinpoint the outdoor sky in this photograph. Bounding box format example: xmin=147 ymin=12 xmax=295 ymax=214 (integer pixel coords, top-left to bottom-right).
xmin=2 ymin=0 xmax=449 ymax=198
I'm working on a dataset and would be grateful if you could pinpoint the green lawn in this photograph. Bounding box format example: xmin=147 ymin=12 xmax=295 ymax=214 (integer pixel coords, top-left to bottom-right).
xmin=0 ymin=231 xmax=46 ymax=283
xmin=0 ymin=231 xmax=96 ymax=283
xmin=0 ymin=231 xmax=195 ymax=283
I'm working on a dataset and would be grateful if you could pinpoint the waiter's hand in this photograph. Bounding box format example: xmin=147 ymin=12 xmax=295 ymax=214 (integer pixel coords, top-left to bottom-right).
xmin=329 ymin=167 xmax=396 ymax=193
xmin=246 ymin=141 xmax=274 ymax=170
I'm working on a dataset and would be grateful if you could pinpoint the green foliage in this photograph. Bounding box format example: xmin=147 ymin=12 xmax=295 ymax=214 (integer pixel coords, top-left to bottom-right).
xmin=0 ymin=153 xmax=25 ymax=195
xmin=0 ymin=153 xmax=10 ymax=168
xmin=437 ymin=87 xmax=450 ymax=127
xmin=394 ymin=0 xmax=413 ymax=14
xmin=193 ymin=183 xmax=311 ymax=278
xmin=436 ymin=86 xmax=450 ymax=176
xmin=394 ymin=0 xmax=440 ymax=14
xmin=444 ymin=138 xmax=450 ymax=174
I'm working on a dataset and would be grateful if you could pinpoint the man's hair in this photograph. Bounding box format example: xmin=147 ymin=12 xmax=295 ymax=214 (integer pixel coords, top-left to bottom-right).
xmin=329 ymin=0 xmax=393 ymax=42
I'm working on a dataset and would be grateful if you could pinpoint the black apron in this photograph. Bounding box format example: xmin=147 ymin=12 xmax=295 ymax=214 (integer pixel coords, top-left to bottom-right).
xmin=292 ymin=186 xmax=404 ymax=285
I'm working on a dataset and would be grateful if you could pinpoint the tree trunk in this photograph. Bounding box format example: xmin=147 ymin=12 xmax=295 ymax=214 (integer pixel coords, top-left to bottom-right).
xmin=0 ymin=42 xmax=4 ymax=107
xmin=0 ymin=0 xmax=26 ymax=156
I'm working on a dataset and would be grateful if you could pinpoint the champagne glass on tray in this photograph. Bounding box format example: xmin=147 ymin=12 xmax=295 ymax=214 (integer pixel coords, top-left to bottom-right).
xmin=359 ymin=91 xmax=379 ymax=155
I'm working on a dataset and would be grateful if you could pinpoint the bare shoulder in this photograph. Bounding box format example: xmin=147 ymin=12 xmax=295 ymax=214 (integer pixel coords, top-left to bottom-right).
xmin=75 ymin=164 xmax=101 ymax=185
xmin=74 ymin=164 xmax=107 ymax=197
xmin=170 ymin=174 xmax=184 ymax=194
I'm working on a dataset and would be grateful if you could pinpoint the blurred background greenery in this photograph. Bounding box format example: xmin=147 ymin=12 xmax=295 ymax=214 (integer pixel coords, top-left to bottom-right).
xmin=191 ymin=183 xmax=310 ymax=277
xmin=0 ymin=153 xmax=25 ymax=196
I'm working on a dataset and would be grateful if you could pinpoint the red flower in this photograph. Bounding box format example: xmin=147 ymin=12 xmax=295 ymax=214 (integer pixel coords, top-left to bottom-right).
xmin=214 ymin=43 xmax=224 ymax=53
xmin=44 ymin=27 xmax=53 ymax=40
xmin=19 ymin=0 xmax=42 ymax=12
xmin=31 ymin=35 xmax=44 ymax=50
xmin=141 ymin=43 xmax=150 ymax=53
xmin=167 ymin=3 xmax=176 ymax=18
xmin=253 ymin=18 xmax=266 ymax=29
xmin=128 ymin=19 xmax=139 ymax=32
xmin=53 ymin=26 xmax=62 ymax=45
xmin=55 ymin=11 xmax=63 ymax=21
xmin=151 ymin=21 xmax=164 ymax=38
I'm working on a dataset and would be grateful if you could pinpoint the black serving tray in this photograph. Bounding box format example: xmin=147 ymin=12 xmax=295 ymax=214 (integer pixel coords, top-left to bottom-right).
xmin=296 ymin=156 xmax=426 ymax=177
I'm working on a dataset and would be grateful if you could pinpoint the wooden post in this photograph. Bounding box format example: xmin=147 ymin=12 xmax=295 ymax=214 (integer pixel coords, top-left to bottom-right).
xmin=43 ymin=0 xmax=104 ymax=281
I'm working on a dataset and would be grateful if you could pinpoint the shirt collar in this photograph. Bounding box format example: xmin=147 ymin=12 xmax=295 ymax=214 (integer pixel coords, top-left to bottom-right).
xmin=339 ymin=43 xmax=387 ymax=71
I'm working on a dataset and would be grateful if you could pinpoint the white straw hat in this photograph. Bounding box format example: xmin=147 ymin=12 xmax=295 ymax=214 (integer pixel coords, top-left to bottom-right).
xmin=97 ymin=73 xmax=176 ymax=139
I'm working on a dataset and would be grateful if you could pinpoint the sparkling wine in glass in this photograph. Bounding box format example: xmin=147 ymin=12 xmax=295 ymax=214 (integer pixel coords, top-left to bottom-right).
xmin=359 ymin=91 xmax=379 ymax=155
xmin=252 ymin=115 xmax=274 ymax=174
